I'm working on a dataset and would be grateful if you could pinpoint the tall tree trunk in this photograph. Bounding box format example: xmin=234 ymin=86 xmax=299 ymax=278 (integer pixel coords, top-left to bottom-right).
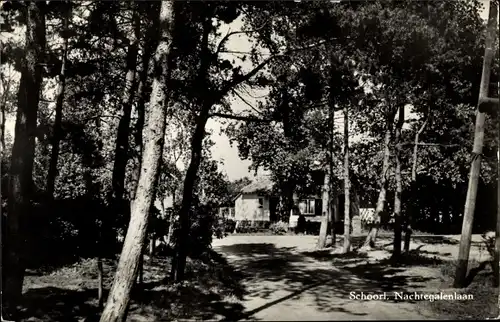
xmin=392 ymin=106 xmax=404 ymax=259
xmin=110 ymin=5 xmax=140 ymax=205
xmin=494 ymin=75 xmax=500 ymax=288
xmin=363 ymin=126 xmax=392 ymax=249
xmin=3 ymin=3 xmax=46 ymax=319
xmin=97 ymin=254 xmax=104 ymax=309
xmin=170 ymin=11 xmax=214 ymax=282
xmin=46 ymin=5 xmax=70 ymax=198
xmin=343 ymin=105 xmax=351 ymax=253
xmin=99 ymin=2 xmax=175 ymax=321
xmin=0 ymin=74 xmax=11 ymax=152
xmin=454 ymin=0 xmax=497 ymax=288
xmin=317 ymin=171 xmax=330 ymax=249
xmin=132 ymin=13 xmax=158 ymax=200
xmin=404 ymin=111 xmax=429 ymax=253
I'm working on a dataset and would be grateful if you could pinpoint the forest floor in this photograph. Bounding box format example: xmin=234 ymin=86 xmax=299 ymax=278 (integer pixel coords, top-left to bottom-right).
xmin=20 ymin=234 xmax=497 ymax=321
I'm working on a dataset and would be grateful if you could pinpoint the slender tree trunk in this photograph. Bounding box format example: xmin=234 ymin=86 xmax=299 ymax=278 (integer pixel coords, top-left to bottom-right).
xmin=392 ymin=106 xmax=404 ymax=259
xmin=138 ymin=247 xmax=144 ymax=286
xmin=132 ymin=16 xmax=157 ymax=201
xmin=170 ymin=12 xmax=215 ymax=282
xmin=404 ymin=111 xmax=429 ymax=253
xmin=3 ymin=3 xmax=45 ymax=319
xmin=0 ymin=75 xmax=11 ymax=152
xmin=99 ymin=2 xmax=175 ymax=321
xmin=97 ymin=256 xmax=104 ymax=309
xmin=166 ymin=207 xmax=175 ymax=247
xmin=363 ymin=127 xmax=392 ymax=249
xmin=343 ymin=105 xmax=351 ymax=253
xmin=110 ymin=5 xmax=140 ymax=205
xmin=494 ymin=76 xmax=500 ymax=288
xmin=317 ymin=171 xmax=330 ymax=249
xmin=46 ymin=5 xmax=70 ymax=198
xmin=454 ymin=0 xmax=498 ymax=288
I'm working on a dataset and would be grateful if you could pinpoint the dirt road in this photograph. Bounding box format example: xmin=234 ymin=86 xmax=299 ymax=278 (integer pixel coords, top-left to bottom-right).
xmin=212 ymin=235 xmax=469 ymax=321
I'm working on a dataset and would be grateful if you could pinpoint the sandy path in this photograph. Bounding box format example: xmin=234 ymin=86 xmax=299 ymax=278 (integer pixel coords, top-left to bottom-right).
xmin=212 ymin=235 xmax=456 ymax=321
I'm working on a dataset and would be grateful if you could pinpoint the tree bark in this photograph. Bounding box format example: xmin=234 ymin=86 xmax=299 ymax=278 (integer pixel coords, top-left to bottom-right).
xmin=110 ymin=4 xmax=140 ymax=205
xmin=46 ymin=4 xmax=70 ymax=198
xmin=132 ymin=13 xmax=158 ymax=200
xmin=494 ymin=79 xmax=500 ymax=289
xmin=0 ymin=74 xmax=12 ymax=152
xmin=343 ymin=105 xmax=351 ymax=253
xmin=97 ymin=256 xmax=104 ymax=309
xmin=392 ymin=106 xmax=404 ymax=259
xmin=3 ymin=2 xmax=46 ymax=319
xmin=317 ymin=171 xmax=330 ymax=249
xmin=170 ymin=11 xmax=213 ymax=282
xmin=363 ymin=126 xmax=392 ymax=248
xmin=454 ymin=0 xmax=497 ymax=288
xmin=404 ymin=110 xmax=429 ymax=253
xmin=99 ymin=1 xmax=175 ymax=321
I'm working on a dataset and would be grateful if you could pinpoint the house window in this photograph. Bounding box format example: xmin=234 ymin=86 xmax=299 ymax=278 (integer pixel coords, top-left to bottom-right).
xmin=258 ymin=197 xmax=264 ymax=208
xmin=299 ymin=199 xmax=315 ymax=215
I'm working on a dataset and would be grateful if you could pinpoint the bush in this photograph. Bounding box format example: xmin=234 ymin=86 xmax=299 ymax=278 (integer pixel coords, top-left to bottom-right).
xmin=234 ymin=220 xmax=257 ymax=233
xmin=270 ymin=221 xmax=288 ymax=235
xmin=223 ymin=219 xmax=236 ymax=233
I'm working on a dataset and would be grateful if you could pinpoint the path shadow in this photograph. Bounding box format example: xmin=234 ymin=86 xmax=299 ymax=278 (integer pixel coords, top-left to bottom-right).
xmin=217 ymin=242 xmax=437 ymax=320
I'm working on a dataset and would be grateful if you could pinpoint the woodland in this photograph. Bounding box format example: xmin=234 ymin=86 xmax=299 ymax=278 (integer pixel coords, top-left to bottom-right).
xmin=1 ymin=0 xmax=499 ymax=321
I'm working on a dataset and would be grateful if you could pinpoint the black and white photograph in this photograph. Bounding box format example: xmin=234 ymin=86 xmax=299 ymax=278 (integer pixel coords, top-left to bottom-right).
xmin=0 ymin=0 xmax=499 ymax=321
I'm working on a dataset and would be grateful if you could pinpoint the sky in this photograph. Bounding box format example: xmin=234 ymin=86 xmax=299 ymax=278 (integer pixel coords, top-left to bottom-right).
xmin=1 ymin=1 xmax=495 ymax=182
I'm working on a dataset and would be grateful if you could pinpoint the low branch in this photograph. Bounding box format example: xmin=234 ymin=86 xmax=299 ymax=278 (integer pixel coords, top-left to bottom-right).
xmin=401 ymin=142 xmax=460 ymax=147
xmin=233 ymin=89 xmax=265 ymax=116
xmin=209 ymin=112 xmax=272 ymax=123
xmin=213 ymin=40 xmax=327 ymax=104
xmin=215 ymin=27 xmax=267 ymax=55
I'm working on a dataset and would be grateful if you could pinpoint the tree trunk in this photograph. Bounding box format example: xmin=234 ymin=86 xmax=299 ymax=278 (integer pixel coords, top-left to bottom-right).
xmin=454 ymin=0 xmax=497 ymax=288
xmin=166 ymin=207 xmax=175 ymax=247
xmin=404 ymin=109 xmax=428 ymax=253
xmin=170 ymin=109 xmax=210 ymax=282
xmin=170 ymin=12 xmax=213 ymax=283
xmin=138 ymin=248 xmax=144 ymax=286
xmin=110 ymin=5 xmax=140 ymax=205
xmin=317 ymin=172 xmax=330 ymax=249
xmin=0 ymin=74 xmax=12 ymax=152
xmin=132 ymin=16 xmax=157 ymax=201
xmin=494 ymin=77 xmax=500 ymax=288
xmin=343 ymin=105 xmax=351 ymax=253
xmin=392 ymin=106 xmax=404 ymax=259
xmin=99 ymin=2 xmax=174 ymax=321
xmin=3 ymin=3 xmax=46 ymax=319
xmin=97 ymin=256 xmax=104 ymax=309
xmin=46 ymin=5 xmax=70 ymax=198
xmin=363 ymin=127 xmax=392 ymax=249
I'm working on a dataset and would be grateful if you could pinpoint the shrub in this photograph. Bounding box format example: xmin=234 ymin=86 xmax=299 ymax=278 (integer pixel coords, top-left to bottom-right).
xmin=270 ymin=221 xmax=288 ymax=235
xmin=235 ymin=220 xmax=257 ymax=233
xmin=223 ymin=219 xmax=236 ymax=233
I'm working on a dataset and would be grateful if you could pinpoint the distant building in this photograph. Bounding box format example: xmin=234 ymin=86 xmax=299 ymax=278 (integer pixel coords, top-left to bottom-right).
xmin=231 ymin=176 xmax=373 ymax=234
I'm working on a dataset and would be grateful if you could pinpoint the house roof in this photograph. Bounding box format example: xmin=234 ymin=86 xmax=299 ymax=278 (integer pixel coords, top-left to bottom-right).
xmin=234 ymin=176 xmax=273 ymax=200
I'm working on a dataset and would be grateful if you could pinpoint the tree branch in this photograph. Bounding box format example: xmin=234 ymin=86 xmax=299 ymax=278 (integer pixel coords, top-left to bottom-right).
xmin=215 ymin=25 xmax=268 ymax=55
xmin=401 ymin=142 xmax=460 ymax=147
xmin=209 ymin=112 xmax=272 ymax=123
xmin=212 ymin=40 xmax=327 ymax=104
xmin=232 ymin=89 xmax=265 ymax=116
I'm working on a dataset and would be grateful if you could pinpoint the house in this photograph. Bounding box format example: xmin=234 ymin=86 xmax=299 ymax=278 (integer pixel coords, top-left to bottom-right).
xmin=232 ymin=177 xmax=277 ymax=224
xmin=232 ymin=176 xmax=373 ymax=234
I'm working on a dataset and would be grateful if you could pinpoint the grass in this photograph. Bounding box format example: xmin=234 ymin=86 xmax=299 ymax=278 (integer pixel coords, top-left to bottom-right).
xmin=420 ymin=259 xmax=499 ymax=320
xmin=22 ymin=251 xmax=246 ymax=321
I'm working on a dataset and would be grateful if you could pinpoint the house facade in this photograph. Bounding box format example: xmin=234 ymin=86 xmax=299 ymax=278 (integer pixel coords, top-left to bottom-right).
xmin=230 ymin=176 xmax=373 ymax=234
xmin=232 ymin=177 xmax=276 ymax=223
